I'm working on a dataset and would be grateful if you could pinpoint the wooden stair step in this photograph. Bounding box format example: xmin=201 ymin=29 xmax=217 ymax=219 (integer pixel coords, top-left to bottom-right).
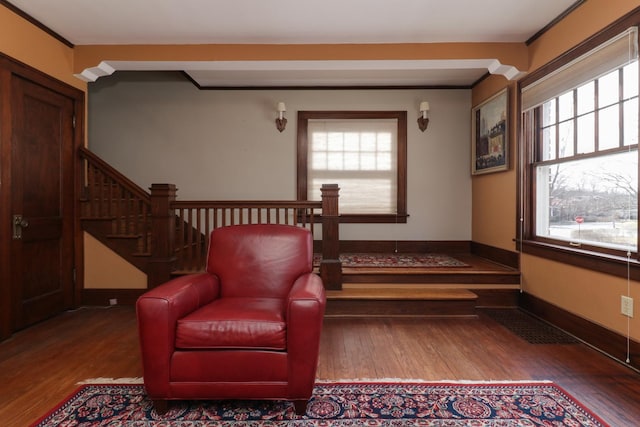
xmin=326 ymin=288 xmax=477 ymax=300
xmin=325 ymin=287 xmax=478 ymax=318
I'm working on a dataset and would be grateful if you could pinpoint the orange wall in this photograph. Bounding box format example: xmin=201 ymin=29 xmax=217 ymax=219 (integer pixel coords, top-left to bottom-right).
xmin=471 ymin=0 xmax=640 ymax=341
xmin=83 ymin=233 xmax=146 ymax=289
xmin=0 ymin=6 xmax=85 ymax=91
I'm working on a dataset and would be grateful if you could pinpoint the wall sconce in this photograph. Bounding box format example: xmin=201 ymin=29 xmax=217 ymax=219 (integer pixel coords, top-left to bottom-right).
xmin=275 ymin=102 xmax=287 ymax=132
xmin=417 ymin=101 xmax=430 ymax=132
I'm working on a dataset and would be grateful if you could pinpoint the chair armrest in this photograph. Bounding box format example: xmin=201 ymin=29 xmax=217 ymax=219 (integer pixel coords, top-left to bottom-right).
xmin=286 ymin=273 xmax=326 ymax=398
xmin=136 ymin=272 xmax=220 ymax=397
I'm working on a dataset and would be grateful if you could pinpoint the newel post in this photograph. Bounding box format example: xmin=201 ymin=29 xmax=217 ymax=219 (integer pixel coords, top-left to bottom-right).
xmin=320 ymin=184 xmax=342 ymax=290
xmin=148 ymin=184 xmax=177 ymax=288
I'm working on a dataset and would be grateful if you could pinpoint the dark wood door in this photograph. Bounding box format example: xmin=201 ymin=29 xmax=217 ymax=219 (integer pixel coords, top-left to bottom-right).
xmin=10 ymin=75 xmax=75 ymax=330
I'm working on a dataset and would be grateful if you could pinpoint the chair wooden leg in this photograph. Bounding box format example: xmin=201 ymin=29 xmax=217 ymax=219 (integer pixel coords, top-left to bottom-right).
xmin=293 ymin=399 xmax=308 ymax=416
xmin=152 ymin=399 xmax=169 ymax=415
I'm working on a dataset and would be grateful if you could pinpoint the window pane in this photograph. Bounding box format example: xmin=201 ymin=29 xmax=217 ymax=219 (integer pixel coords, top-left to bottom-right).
xmin=577 ymin=81 xmax=595 ymax=115
xmin=598 ymin=105 xmax=620 ymax=150
xmin=559 ymin=120 xmax=574 ymax=158
xmin=577 ymin=113 xmax=595 ymax=154
xmin=536 ymin=150 xmax=638 ymax=251
xmin=360 ymin=152 xmax=376 ymax=170
xmin=327 ymin=152 xmax=343 ymax=170
xmin=377 ymin=152 xmax=392 ymax=170
xmin=306 ymin=117 xmax=400 ymax=215
xmin=598 ymin=70 xmax=619 ymax=108
xmin=344 ymin=152 xmax=360 ymax=170
xmin=542 ymin=100 xmax=556 ymax=126
xmin=328 ymin=132 xmax=343 ymax=151
xmin=361 ymin=133 xmax=376 ymax=150
xmin=542 ymin=125 xmax=556 ymax=161
xmin=344 ymin=133 xmax=359 ymax=151
xmin=623 ymin=61 xmax=639 ymax=99
xmin=311 ymin=152 xmax=327 ymax=169
xmin=378 ymin=132 xmax=392 ymax=150
xmin=624 ymin=99 xmax=639 ymax=146
xmin=312 ymin=133 xmax=327 ymax=150
xmin=558 ymin=92 xmax=574 ymax=121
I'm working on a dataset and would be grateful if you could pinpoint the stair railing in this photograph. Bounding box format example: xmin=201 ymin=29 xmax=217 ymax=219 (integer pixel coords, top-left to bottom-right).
xmin=80 ymin=148 xmax=342 ymax=290
xmin=148 ymin=183 xmax=342 ymax=290
xmin=79 ymin=147 xmax=152 ymax=256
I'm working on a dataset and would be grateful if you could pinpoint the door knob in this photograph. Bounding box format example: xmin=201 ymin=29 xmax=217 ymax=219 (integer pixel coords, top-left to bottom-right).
xmin=12 ymin=214 xmax=29 ymax=239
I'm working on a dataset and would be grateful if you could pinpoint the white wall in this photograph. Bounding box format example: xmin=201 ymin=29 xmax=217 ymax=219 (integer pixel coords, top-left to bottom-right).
xmin=88 ymin=71 xmax=471 ymax=241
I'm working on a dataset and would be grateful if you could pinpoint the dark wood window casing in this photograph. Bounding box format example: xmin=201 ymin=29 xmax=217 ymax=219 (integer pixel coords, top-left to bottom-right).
xmin=518 ymin=8 xmax=640 ymax=280
xmin=297 ymin=111 xmax=408 ymax=224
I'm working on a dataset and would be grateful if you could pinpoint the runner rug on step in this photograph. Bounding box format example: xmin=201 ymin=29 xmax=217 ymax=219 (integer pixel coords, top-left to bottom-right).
xmin=32 ymin=380 xmax=608 ymax=426
xmin=313 ymin=253 xmax=469 ymax=268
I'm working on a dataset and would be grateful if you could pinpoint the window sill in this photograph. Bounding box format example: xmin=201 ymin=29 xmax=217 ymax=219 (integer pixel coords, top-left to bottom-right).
xmin=521 ymin=240 xmax=640 ymax=281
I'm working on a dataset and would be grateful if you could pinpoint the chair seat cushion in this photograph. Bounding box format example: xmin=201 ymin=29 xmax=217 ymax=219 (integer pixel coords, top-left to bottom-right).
xmin=175 ymin=297 xmax=287 ymax=350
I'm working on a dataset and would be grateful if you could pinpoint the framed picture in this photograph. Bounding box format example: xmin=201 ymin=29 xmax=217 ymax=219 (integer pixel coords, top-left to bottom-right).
xmin=471 ymin=87 xmax=509 ymax=175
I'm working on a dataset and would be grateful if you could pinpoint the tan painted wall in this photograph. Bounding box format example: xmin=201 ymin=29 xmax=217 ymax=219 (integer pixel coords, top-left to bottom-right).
xmin=471 ymin=76 xmax=519 ymax=252
xmin=0 ymin=6 xmax=84 ymax=91
xmin=471 ymin=0 xmax=640 ymax=341
xmin=83 ymin=233 xmax=147 ymax=289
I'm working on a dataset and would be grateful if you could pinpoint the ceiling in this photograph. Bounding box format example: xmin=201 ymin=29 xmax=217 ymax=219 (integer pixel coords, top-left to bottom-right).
xmin=6 ymin=0 xmax=581 ymax=87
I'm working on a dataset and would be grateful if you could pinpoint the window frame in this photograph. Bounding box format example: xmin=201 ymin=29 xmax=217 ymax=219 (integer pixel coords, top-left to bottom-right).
xmin=518 ymin=14 xmax=640 ymax=280
xmin=297 ymin=110 xmax=408 ymax=223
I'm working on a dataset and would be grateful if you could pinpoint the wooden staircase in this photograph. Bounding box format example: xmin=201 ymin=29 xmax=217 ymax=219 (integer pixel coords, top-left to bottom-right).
xmin=326 ymin=285 xmax=479 ymax=317
xmin=79 ymin=148 xmax=520 ymax=314
xmin=324 ymin=252 xmax=520 ymax=317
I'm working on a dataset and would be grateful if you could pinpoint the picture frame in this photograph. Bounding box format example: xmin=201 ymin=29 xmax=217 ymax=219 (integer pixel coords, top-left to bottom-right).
xmin=471 ymin=87 xmax=509 ymax=175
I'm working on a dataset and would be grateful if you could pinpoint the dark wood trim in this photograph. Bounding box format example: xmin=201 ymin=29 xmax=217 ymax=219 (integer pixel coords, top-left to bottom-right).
xmin=297 ymin=110 xmax=408 ymax=224
xmin=336 ymin=213 xmax=408 ymax=224
xmin=520 ymin=292 xmax=639 ymax=370
xmin=0 ymin=1 xmax=74 ymax=48
xmin=82 ymin=289 xmax=146 ymax=306
xmin=525 ymin=1 xmax=587 ymax=46
xmin=470 ymin=241 xmax=519 ymax=269
xmin=474 ymin=289 xmax=519 ymax=307
xmin=190 ymin=82 xmax=472 ymax=91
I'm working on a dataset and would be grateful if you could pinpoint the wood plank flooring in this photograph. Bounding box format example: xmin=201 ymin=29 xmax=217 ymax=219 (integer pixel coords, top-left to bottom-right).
xmin=1 ymin=306 xmax=638 ymax=426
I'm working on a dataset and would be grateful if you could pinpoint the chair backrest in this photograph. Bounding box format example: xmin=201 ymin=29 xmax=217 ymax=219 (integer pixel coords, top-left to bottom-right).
xmin=206 ymin=224 xmax=313 ymax=298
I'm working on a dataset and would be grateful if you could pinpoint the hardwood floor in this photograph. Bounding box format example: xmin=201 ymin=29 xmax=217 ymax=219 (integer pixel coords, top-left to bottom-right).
xmin=1 ymin=305 xmax=638 ymax=426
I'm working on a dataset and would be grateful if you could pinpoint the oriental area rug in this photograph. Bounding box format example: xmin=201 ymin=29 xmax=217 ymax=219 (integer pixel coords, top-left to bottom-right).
xmin=313 ymin=253 xmax=469 ymax=268
xmin=32 ymin=380 xmax=609 ymax=426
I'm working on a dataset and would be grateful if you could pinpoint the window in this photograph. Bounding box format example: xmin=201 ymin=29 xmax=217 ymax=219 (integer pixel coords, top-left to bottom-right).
xmin=297 ymin=111 xmax=407 ymax=223
xmin=520 ymin=25 xmax=640 ymax=273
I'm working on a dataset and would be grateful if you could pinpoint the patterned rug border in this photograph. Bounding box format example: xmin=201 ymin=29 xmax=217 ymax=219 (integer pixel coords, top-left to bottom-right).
xmin=313 ymin=252 xmax=470 ymax=268
xmin=33 ymin=379 xmax=609 ymax=427
xmin=77 ymin=377 xmax=555 ymax=385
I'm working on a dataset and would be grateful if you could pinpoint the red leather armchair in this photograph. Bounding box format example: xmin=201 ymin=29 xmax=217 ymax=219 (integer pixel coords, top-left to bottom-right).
xmin=136 ymin=224 xmax=326 ymax=415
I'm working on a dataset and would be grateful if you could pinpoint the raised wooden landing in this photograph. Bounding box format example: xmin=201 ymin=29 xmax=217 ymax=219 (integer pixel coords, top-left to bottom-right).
xmin=326 ymin=287 xmax=478 ymax=318
xmin=341 ymin=253 xmax=520 ymax=285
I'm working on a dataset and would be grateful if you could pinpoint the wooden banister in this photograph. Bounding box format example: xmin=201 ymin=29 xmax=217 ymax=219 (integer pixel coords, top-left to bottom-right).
xmin=79 ymin=148 xmax=341 ymax=290
xmin=79 ymin=147 xmax=152 ymax=257
xmin=320 ymin=184 xmax=342 ymax=290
